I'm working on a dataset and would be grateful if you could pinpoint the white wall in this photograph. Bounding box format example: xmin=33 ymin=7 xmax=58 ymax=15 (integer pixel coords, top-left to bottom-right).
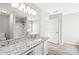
xmin=40 ymin=11 xmax=79 ymax=44
xmin=62 ymin=12 xmax=79 ymax=44
xmin=40 ymin=11 xmax=48 ymax=37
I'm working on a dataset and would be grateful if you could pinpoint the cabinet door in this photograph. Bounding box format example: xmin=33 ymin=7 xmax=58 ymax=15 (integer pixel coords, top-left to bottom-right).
xmin=44 ymin=40 xmax=48 ymax=55
xmin=34 ymin=43 xmax=44 ymax=55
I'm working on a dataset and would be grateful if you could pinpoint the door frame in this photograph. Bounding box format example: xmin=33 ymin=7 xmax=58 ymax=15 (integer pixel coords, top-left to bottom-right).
xmin=57 ymin=13 xmax=62 ymax=45
xmin=49 ymin=13 xmax=62 ymax=45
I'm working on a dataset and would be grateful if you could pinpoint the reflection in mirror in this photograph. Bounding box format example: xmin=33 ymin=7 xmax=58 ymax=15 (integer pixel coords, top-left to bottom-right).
xmin=13 ymin=16 xmax=27 ymax=39
xmin=0 ymin=4 xmax=40 ymax=47
xmin=0 ymin=8 xmax=10 ymax=47
xmin=0 ymin=9 xmax=10 ymax=40
xmin=27 ymin=17 xmax=40 ymax=40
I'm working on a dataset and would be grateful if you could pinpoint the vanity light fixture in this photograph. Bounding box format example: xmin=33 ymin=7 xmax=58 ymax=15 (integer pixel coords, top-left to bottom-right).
xmin=24 ymin=6 xmax=27 ymax=13
xmin=11 ymin=3 xmax=37 ymax=15
xmin=22 ymin=4 xmax=26 ymax=12
xmin=18 ymin=4 xmax=23 ymax=11
xmin=27 ymin=6 xmax=32 ymax=15
xmin=18 ymin=4 xmax=25 ymax=11
xmin=21 ymin=4 xmax=25 ymax=10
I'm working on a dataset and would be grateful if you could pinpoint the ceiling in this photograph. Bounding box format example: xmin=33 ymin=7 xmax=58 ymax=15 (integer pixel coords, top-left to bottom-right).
xmin=34 ymin=3 xmax=79 ymax=15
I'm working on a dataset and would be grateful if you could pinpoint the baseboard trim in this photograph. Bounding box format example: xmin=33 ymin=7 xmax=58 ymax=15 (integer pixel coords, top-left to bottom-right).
xmin=48 ymin=41 xmax=63 ymax=45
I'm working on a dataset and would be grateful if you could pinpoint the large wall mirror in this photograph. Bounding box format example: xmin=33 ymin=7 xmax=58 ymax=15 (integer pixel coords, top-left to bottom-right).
xmin=0 ymin=3 xmax=40 ymax=47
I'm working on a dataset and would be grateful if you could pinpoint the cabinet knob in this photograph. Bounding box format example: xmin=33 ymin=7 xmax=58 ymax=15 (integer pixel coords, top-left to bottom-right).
xmin=56 ymin=32 xmax=59 ymax=33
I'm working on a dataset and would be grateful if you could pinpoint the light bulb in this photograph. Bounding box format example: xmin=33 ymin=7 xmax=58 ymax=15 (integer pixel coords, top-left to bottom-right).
xmin=31 ymin=9 xmax=37 ymax=15
xmin=18 ymin=4 xmax=23 ymax=11
xmin=24 ymin=7 xmax=27 ymax=13
xmin=27 ymin=6 xmax=31 ymax=15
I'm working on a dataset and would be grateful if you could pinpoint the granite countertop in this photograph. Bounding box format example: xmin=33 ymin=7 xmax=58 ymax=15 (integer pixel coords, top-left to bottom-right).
xmin=0 ymin=37 xmax=47 ymax=55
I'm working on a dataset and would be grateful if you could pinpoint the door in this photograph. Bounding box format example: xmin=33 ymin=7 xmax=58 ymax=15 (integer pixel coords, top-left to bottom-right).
xmin=48 ymin=13 xmax=62 ymax=44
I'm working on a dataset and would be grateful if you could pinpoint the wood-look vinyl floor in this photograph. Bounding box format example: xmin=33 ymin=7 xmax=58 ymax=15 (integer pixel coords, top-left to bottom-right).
xmin=48 ymin=42 xmax=79 ymax=55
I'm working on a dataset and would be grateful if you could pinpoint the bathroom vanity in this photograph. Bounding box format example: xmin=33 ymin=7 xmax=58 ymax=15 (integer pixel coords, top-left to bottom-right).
xmin=0 ymin=3 xmax=48 ymax=55
xmin=0 ymin=37 xmax=48 ymax=55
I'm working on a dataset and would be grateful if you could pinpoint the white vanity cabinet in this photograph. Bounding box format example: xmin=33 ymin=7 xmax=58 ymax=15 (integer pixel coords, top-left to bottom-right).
xmin=33 ymin=39 xmax=48 ymax=55
xmin=21 ymin=39 xmax=48 ymax=55
xmin=33 ymin=43 xmax=44 ymax=55
xmin=23 ymin=39 xmax=48 ymax=55
xmin=44 ymin=40 xmax=48 ymax=55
